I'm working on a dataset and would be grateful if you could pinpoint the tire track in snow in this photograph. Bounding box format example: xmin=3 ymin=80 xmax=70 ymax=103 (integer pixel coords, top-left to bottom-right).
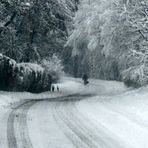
xmin=54 ymin=99 xmax=127 ymax=148
xmin=53 ymin=102 xmax=90 ymax=148
xmin=7 ymin=101 xmax=36 ymax=148
xmin=6 ymin=95 xmax=88 ymax=148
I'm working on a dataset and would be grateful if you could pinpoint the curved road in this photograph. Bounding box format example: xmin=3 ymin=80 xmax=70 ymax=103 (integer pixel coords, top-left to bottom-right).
xmin=6 ymin=95 xmax=127 ymax=148
xmin=7 ymin=100 xmax=36 ymax=148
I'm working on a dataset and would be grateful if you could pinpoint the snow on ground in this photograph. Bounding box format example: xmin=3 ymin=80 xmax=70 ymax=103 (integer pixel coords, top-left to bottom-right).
xmin=28 ymin=101 xmax=76 ymax=148
xmin=0 ymin=76 xmax=129 ymax=111
xmin=58 ymin=77 xmax=130 ymax=95
xmin=76 ymin=84 xmax=148 ymax=148
xmin=1 ymin=77 xmax=148 ymax=148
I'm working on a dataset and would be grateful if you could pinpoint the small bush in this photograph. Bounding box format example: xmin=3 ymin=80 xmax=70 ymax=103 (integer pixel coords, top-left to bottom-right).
xmin=41 ymin=54 xmax=63 ymax=82
xmin=122 ymin=65 xmax=148 ymax=88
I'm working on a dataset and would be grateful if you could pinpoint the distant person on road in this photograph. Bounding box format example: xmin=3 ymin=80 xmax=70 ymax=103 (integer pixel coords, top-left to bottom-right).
xmin=82 ymin=73 xmax=89 ymax=85
xmin=52 ymin=85 xmax=55 ymax=92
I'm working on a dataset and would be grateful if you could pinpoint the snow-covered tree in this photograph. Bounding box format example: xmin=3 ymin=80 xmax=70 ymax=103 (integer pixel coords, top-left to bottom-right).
xmin=41 ymin=54 xmax=64 ymax=81
xmin=101 ymin=0 xmax=148 ymax=86
xmin=0 ymin=0 xmax=78 ymax=62
xmin=66 ymin=0 xmax=118 ymax=79
xmin=66 ymin=0 xmax=148 ymax=86
xmin=41 ymin=54 xmax=63 ymax=74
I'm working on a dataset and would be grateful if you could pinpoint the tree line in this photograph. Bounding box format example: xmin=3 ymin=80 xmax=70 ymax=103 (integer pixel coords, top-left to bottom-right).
xmin=65 ymin=0 xmax=148 ymax=87
xmin=0 ymin=0 xmax=78 ymax=92
xmin=0 ymin=0 xmax=78 ymax=62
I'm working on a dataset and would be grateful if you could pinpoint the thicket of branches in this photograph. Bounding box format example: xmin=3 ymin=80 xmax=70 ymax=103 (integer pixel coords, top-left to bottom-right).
xmin=0 ymin=0 xmax=78 ymax=92
xmin=66 ymin=0 xmax=148 ymax=87
xmin=0 ymin=0 xmax=78 ymax=62
xmin=2 ymin=0 xmax=148 ymax=88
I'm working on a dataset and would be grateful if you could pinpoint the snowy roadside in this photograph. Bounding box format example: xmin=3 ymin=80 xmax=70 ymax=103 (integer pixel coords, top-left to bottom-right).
xmin=1 ymin=77 xmax=148 ymax=148
xmin=76 ymin=85 xmax=148 ymax=148
xmin=26 ymin=78 xmax=131 ymax=148
xmin=0 ymin=77 xmax=82 ymax=110
xmin=0 ymin=76 xmax=130 ymax=111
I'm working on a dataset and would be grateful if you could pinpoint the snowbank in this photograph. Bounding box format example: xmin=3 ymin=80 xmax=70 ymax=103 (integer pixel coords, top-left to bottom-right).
xmin=0 ymin=94 xmax=12 ymax=109
xmin=0 ymin=76 xmax=129 ymax=110
xmin=0 ymin=77 xmax=148 ymax=148
xmin=76 ymin=85 xmax=148 ymax=148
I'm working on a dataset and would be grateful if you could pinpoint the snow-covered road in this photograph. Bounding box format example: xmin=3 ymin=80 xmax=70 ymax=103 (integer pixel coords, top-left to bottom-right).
xmin=7 ymin=100 xmax=35 ymax=148
xmin=6 ymin=96 xmax=128 ymax=148
xmin=1 ymin=77 xmax=148 ymax=148
xmin=53 ymin=100 xmax=126 ymax=148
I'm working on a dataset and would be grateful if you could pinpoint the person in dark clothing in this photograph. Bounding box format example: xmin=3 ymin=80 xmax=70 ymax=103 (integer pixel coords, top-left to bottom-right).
xmin=52 ymin=85 xmax=55 ymax=92
xmin=82 ymin=74 xmax=89 ymax=85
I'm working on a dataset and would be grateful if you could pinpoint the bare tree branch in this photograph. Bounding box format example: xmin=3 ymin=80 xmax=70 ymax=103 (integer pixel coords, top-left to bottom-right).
xmin=4 ymin=11 xmax=17 ymax=27
xmin=138 ymin=30 xmax=148 ymax=41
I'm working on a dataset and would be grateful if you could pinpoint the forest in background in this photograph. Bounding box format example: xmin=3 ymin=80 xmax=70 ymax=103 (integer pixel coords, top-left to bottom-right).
xmin=66 ymin=0 xmax=148 ymax=87
xmin=0 ymin=0 xmax=78 ymax=92
xmin=0 ymin=0 xmax=148 ymax=90
xmin=0 ymin=0 xmax=78 ymax=62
